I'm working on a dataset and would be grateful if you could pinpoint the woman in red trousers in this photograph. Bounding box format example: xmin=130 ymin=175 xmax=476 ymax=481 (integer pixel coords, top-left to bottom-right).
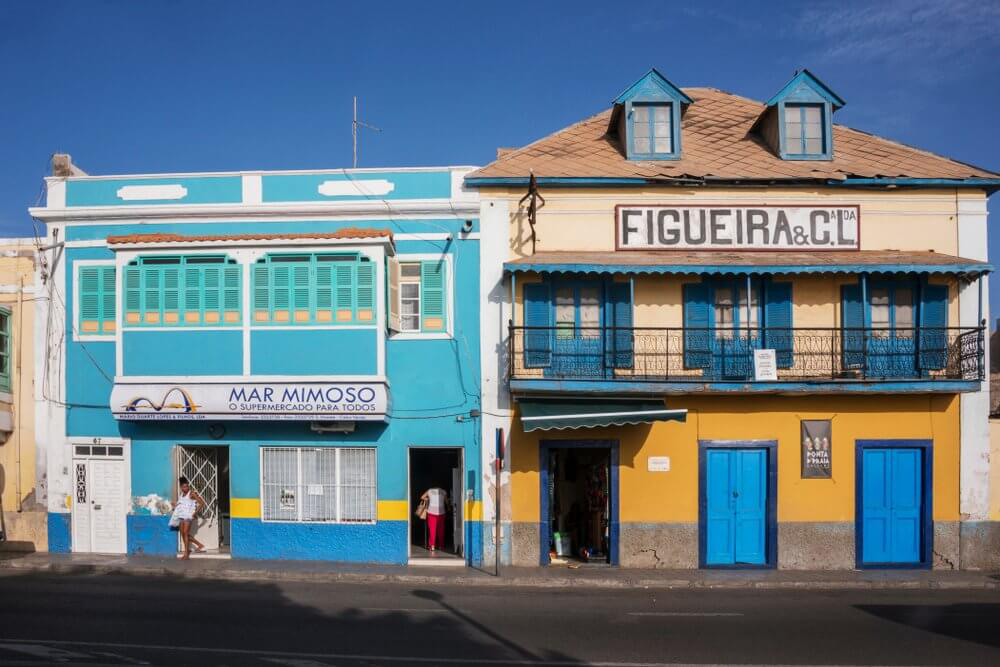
xmin=421 ymin=486 xmax=449 ymax=551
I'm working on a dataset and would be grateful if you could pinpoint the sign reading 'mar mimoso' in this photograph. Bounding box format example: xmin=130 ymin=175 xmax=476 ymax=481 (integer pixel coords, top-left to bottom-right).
xmin=110 ymin=382 xmax=388 ymax=421
xmin=616 ymin=205 xmax=860 ymax=251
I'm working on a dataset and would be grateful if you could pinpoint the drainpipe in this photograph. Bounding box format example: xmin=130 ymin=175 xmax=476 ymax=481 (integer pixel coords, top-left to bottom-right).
xmin=14 ymin=274 xmax=24 ymax=511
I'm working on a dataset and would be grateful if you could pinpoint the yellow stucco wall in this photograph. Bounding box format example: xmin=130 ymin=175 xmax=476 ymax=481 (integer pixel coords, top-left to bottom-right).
xmin=491 ymin=186 xmax=983 ymax=257
xmin=990 ymin=419 xmax=1000 ymax=520
xmin=0 ymin=242 xmax=37 ymax=515
xmin=511 ymin=394 xmax=960 ymax=524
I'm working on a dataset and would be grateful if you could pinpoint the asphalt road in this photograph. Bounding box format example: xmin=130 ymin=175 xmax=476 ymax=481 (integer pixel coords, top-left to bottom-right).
xmin=0 ymin=571 xmax=998 ymax=666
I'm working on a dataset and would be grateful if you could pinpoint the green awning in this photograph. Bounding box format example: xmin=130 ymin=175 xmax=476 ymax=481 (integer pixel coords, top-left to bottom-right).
xmin=518 ymin=398 xmax=686 ymax=432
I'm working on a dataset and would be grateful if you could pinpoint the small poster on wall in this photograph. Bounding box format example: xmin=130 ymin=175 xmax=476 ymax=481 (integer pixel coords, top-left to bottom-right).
xmin=801 ymin=420 xmax=832 ymax=478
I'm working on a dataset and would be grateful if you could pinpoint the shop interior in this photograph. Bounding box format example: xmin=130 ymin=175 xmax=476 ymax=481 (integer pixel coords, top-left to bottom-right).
xmin=409 ymin=448 xmax=463 ymax=560
xmin=548 ymin=447 xmax=611 ymax=565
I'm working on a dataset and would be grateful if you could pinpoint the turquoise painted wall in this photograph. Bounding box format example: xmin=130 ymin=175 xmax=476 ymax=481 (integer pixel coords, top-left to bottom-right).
xmin=66 ymin=177 xmax=243 ymax=207
xmin=261 ymin=171 xmax=451 ymax=203
xmin=250 ymin=329 xmax=377 ymax=376
xmin=123 ymin=330 xmax=243 ymax=376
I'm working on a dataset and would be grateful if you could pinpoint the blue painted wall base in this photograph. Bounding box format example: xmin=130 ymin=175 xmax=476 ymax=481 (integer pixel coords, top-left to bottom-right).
xmin=127 ymin=515 xmax=177 ymax=556
xmin=230 ymin=519 xmax=408 ymax=563
xmin=47 ymin=512 xmax=71 ymax=553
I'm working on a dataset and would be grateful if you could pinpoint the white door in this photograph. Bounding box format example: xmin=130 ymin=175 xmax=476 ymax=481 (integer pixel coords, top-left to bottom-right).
xmin=71 ymin=456 xmax=126 ymax=554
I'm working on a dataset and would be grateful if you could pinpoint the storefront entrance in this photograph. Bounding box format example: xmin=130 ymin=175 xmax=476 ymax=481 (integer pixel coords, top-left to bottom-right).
xmin=540 ymin=440 xmax=618 ymax=566
xmin=71 ymin=441 xmax=128 ymax=554
xmin=408 ymin=447 xmax=464 ymax=564
xmin=174 ymin=445 xmax=230 ymax=555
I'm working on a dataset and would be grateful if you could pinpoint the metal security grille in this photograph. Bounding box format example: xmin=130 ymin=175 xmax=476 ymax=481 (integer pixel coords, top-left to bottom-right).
xmin=261 ymin=447 xmax=376 ymax=523
xmin=176 ymin=447 xmax=219 ymax=523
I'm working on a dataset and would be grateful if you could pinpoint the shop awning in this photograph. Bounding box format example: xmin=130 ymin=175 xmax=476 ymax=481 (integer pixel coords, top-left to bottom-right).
xmin=518 ymin=398 xmax=686 ymax=432
xmin=504 ymin=250 xmax=991 ymax=278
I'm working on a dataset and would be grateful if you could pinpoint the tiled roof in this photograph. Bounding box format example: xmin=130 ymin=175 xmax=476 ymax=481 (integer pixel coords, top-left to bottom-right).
xmin=504 ymin=250 xmax=991 ymax=276
xmin=468 ymin=88 xmax=999 ymax=182
xmin=106 ymin=228 xmax=393 ymax=245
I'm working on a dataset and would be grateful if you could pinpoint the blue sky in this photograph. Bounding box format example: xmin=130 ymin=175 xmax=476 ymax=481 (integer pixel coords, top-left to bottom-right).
xmin=1 ymin=0 xmax=998 ymax=313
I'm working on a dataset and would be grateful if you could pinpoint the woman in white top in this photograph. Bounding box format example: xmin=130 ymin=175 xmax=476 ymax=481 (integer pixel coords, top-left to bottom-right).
xmin=170 ymin=476 xmax=206 ymax=559
xmin=420 ymin=487 xmax=449 ymax=551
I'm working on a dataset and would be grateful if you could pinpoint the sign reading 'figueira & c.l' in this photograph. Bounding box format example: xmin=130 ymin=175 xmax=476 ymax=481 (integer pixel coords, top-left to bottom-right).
xmin=110 ymin=382 xmax=388 ymax=421
xmin=616 ymin=205 xmax=860 ymax=251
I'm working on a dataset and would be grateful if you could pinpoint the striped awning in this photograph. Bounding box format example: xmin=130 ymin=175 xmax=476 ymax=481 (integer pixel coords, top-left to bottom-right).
xmin=518 ymin=398 xmax=686 ymax=432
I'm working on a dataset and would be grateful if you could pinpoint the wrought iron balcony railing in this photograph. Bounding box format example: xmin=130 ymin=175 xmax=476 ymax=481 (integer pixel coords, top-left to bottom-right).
xmin=508 ymin=325 xmax=985 ymax=384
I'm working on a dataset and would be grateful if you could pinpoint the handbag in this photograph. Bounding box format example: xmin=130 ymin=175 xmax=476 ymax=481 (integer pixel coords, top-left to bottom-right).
xmin=415 ymin=498 xmax=429 ymax=520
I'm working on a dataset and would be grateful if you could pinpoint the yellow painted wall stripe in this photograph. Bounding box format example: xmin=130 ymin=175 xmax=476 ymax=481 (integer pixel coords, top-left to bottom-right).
xmin=231 ymin=498 xmax=483 ymax=522
xmin=377 ymin=500 xmax=409 ymax=521
xmin=231 ymin=497 xmax=261 ymax=519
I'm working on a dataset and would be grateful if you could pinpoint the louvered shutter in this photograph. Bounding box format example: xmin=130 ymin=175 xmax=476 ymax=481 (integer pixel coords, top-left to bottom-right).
xmin=841 ymin=284 xmax=864 ymax=370
xmin=387 ymin=258 xmax=401 ymax=332
xmin=184 ymin=266 xmax=202 ymax=324
xmin=335 ymin=264 xmax=354 ymax=321
xmin=203 ymin=266 xmax=221 ymax=323
xmin=356 ymin=262 xmax=375 ymax=322
xmin=100 ymin=267 xmax=116 ymax=332
xmin=124 ymin=266 xmax=141 ymax=325
xmin=523 ymin=283 xmax=551 ymax=368
xmin=78 ymin=266 xmax=101 ymax=333
xmin=163 ymin=267 xmax=180 ymax=324
xmin=420 ymin=260 xmax=446 ymax=332
xmin=144 ymin=267 xmax=161 ymax=323
xmin=292 ymin=264 xmax=311 ymax=322
xmin=223 ymin=265 xmax=241 ymax=323
xmin=273 ymin=266 xmax=291 ymax=322
xmin=764 ymin=281 xmax=793 ymax=368
xmin=683 ymin=283 xmax=712 ymax=368
xmin=607 ymin=282 xmax=633 ymax=369
xmin=253 ymin=264 xmax=270 ymax=322
xmin=315 ymin=264 xmax=333 ymax=322
xmin=919 ymin=284 xmax=948 ymax=371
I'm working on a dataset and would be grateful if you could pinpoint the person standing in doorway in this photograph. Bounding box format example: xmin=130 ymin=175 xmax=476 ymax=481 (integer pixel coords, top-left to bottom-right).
xmin=170 ymin=476 xmax=207 ymax=560
xmin=421 ymin=486 xmax=449 ymax=552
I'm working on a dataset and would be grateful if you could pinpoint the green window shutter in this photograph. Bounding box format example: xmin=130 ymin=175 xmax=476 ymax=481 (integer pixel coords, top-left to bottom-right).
xmin=100 ymin=267 xmax=116 ymax=333
xmin=356 ymin=262 xmax=375 ymax=322
xmin=292 ymin=264 xmax=311 ymax=322
xmin=223 ymin=265 xmax=241 ymax=324
xmin=203 ymin=267 xmax=221 ymax=322
xmin=273 ymin=266 xmax=291 ymax=323
xmin=335 ymin=264 xmax=354 ymax=322
xmin=253 ymin=264 xmax=270 ymax=323
xmin=143 ymin=267 xmax=161 ymax=323
xmin=315 ymin=264 xmax=333 ymax=321
xmin=0 ymin=307 xmax=9 ymax=392
xmin=420 ymin=260 xmax=447 ymax=332
xmin=184 ymin=266 xmax=202 ymax=324
xmin=78 ymin=266 xmax=101 ymax=334
xmin=124 ymin=266 xmax=141 ymax=325
xmin=163 ymin=267 xmax=180 ymax=324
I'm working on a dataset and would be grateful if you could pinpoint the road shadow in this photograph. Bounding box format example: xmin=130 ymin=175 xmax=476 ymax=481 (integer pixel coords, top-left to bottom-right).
xmin=0 ymin=569 xmax=583 ymax=665
xmin=855 ymin=603 xmax=1000 ymax=649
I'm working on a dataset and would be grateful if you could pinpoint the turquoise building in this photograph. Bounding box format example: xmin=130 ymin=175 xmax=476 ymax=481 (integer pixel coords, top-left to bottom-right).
xmin=32 ymin=157 xmax=484 ymax=564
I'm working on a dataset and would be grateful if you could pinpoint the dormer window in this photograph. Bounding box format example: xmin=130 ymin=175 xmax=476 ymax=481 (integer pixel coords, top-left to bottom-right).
xmin=631 ymin=103 xmax=673 ymax=156
xmin=753 ymin=69 xmax=844 ymax=162
xmin=609 ymin=68 xmax=692 ymax=161
xmin=784 ymin=103 xmax=825 ymax=156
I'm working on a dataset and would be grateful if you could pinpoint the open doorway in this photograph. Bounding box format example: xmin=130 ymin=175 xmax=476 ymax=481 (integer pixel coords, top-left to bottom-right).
xmin=174 ymin=445 xmax=230 ymax=557
xmin=408 ymin=448 xmax=464 ymax=563
xmin=544 ymin=444 xmax=613 ymax=565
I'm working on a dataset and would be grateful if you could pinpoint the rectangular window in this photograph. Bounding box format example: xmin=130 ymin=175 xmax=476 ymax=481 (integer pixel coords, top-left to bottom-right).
xmin=392 ymin=259 xmax=449 ymax=334
xmin=0 ymin=307 xmax=9 ymax=392
xmin=254 ymin=254 xmax=376 ymax=326
xmin=78 ymin=265 xmax=116 ymax=335
xmin=714 ymin=285 xmax=759 ymax=340
xmin=261 ymin=447 xmax=376 ymax=523
xmin=632 ymin=102 xmax=672 ymax=156
xmin=785 ymin=103 xmax=825 ymax=156
xmin=124 ymin=256 xmax=240 ymax=327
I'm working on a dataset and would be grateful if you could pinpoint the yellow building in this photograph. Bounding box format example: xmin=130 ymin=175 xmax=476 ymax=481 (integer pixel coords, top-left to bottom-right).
xmin=0 ymin=238 xmax=43 ymax=552
xmin=469 ymin=69 xmax=1000 ymax=570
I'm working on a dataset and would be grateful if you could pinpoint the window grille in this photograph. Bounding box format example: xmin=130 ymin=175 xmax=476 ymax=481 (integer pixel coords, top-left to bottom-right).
xmin=0 ymin=307 xmax=9 ymax=392
xmin=261 ymin=447 xmax=376 ymax=523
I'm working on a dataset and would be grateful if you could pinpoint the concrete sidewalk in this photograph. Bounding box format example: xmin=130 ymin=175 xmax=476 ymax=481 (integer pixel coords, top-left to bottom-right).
xmin=2 ymin=551 xmax=999 ymax=590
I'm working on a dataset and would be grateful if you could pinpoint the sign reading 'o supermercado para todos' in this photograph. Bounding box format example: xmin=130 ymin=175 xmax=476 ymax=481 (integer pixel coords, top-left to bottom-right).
xmin=616 ymin=205 xmax=860 ymax=251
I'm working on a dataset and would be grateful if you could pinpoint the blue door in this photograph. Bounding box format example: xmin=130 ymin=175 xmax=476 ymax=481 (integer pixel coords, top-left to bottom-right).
xmin=861 ymin=448 xmax=922 ymax=564
xmin=705 ymin=448 xmax=767 ymax=565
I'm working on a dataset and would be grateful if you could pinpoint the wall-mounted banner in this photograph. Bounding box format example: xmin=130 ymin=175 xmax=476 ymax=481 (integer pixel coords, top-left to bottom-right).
xmin=616 ymin=205 xmax=860 ymax=251
xmin=801 ymin=419 xmax=832 ymax=478
xmin=110 ymin=382 xmax=388 ymax=421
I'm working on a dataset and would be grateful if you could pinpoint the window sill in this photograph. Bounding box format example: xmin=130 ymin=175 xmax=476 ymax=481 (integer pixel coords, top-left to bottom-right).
xmin=74 ymin=334 xmax=116 ymax=342
xmin=259 ymin=519 xmax=378 ymax=526
xmin=389 ymin=332 xmax=453 ymax=341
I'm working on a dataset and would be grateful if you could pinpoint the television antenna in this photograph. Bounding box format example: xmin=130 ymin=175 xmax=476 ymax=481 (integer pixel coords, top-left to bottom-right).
xmin=352 ymin=96 xmax=381 ymax=168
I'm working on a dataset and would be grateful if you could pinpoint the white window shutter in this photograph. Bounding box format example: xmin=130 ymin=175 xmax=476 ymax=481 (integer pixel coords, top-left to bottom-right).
xmin=387 ymin=257 xmax=401 ymax=332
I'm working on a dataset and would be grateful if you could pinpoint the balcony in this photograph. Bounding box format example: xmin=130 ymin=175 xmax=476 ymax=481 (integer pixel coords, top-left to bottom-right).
xmin=508 ymin=325 xmax=985 ymax=394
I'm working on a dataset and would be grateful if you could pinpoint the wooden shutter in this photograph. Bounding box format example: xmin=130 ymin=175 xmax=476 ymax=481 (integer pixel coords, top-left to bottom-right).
xmin=203 ymin=266 xmax=221 ymax=323
xmin=78 ymin=266 xmax=101 ymax=333
xmin=315 ymin=264 xmax=333 ymax=322
xmin=184 ymin=266 xmax=202 ymax=324
xmin=682 ymin=283 xmax=712 ymax=369
xmin=272 ymin=265 xmax=291 ymax=323
xmin=764 ymin=281 xmax=793 ymax=368
xmin=387 ymin=258 xmax=401 ymax=332
xmin=223 ymin=265 xmax=241 ymax=323
xmin=124 ymin=265 xmax=141 ymax=325
xmin=523 ymin=283 xmax=551 ymax=368
xmin=420 ymin=260 xmax=446 ymax=332
xmin=162 ymin=267 xmax=180 ymax=324
xmin=143 ymin=267 xmax=161 ymax=324
xmin=253 ymin=264 xmax=270 ymax=322
xmin=292 ymin=264 xmax=311 ymax=323
xmin=356 ymin=262 xmax=375 ymax=322
xmin=100 ymin=267 xmax=116 ymax=333
xmin=841 ymin=284 xmax=864 ymax=370
xmin=919 ymin=284 xmax=948 ymax=371
xmin=335 ymin=263 xmax=354 ymax=322
xmin=607 ymin=282 xmax=633 ymax=369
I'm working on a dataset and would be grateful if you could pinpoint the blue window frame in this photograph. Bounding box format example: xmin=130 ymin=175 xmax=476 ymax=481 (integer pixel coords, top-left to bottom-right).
xmin=629 ymin=102 xmax=674 ymax=158
xmin=783 ymin=103 xmax=826 ymax=157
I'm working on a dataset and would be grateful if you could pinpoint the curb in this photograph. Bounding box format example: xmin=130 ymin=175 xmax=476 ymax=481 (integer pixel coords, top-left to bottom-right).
xmin=3 ymin=560 xmax=999 ymax=590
